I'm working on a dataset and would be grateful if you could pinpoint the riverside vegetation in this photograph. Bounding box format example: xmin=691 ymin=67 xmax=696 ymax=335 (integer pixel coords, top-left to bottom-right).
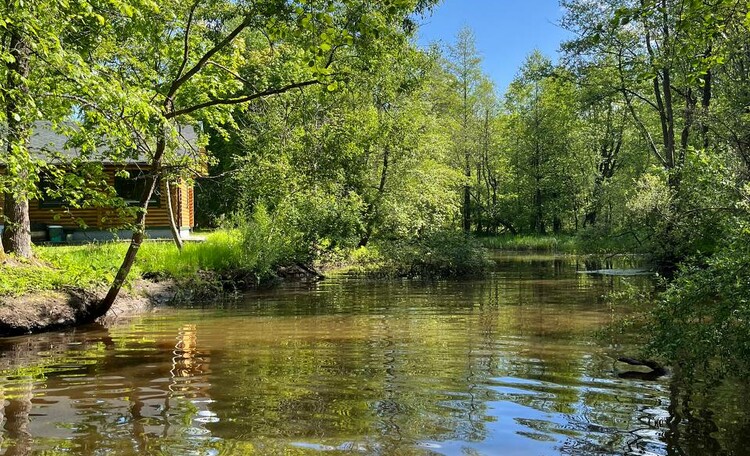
xmin=1 ymin=0 xmax=750 ymax=380
xmin=0 ymin=210 xmax=492 ymax=298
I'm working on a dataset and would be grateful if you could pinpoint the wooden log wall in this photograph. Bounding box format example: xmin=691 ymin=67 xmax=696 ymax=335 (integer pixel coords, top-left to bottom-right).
xmin=0 ymin=165 xmax=195 ymax=231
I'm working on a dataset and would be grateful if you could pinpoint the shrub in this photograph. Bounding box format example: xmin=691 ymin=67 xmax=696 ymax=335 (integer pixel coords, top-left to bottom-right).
xmin=233 ymin=204 xmax=303 ymax=279
xmin=647 ymin=222 xmax=750 ymax=375
xmin=377 ymin=230 xmax=491 ymax=278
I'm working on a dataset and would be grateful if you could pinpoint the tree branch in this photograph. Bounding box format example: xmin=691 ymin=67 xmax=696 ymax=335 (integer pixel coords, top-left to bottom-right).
xmin=175 ymin=1 xmax=201 ymax=82
xmin=165 ymin=14 xmax=253 ymax=101
xmin=206 ymin=61 xmax=255 ymax=88
xmin=622 ymin=87 xmax=660 ymax=111
xmin=616 ymin=53 xmax=665 ymax=165
xmin=166 ymin=79 xmax=320 ymax=118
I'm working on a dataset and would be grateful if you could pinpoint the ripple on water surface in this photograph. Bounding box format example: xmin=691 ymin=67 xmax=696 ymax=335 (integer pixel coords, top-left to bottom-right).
xmin=0 ymin=255 xmax=746 ymax=455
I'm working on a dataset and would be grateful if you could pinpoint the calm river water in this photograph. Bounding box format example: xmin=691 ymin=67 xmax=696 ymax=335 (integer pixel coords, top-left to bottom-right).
xmin=1 ymin=254 xmax=749 ymax=455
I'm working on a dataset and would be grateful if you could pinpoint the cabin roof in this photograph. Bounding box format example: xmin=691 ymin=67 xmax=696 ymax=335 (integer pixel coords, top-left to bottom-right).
xmin=3 ymin=121 xmax=201 ymax=164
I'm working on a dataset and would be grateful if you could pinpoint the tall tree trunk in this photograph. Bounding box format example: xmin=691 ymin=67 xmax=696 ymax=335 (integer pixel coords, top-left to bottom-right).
xmin=462 ymin=182 xmax=471 ymax=233
xmin=358 ymin=145 xmax=389 ymax=248
xmin=553 ymin=216 xmax=562 ymax=234
xmin=534 ymin=185 xmax=544 ymax=234
xmin=462 ymin=146 xmax=471 ymax=232
xmin=461 ymin=65 xmax=471 ymax=233
xmin=2 ymin=31 xmax=33 ymax=259
xmin=2 ymin=195 xmax=32 ymax=258
xmin=656 ymin=0 xmax=680 ymax=191
xmin=585 ymin=111 xmax=622 ymax=228
xmin=700 ymin=58 xmax=712 ymax=150
xmin=475 ymin=163 xmax=483 ymax=234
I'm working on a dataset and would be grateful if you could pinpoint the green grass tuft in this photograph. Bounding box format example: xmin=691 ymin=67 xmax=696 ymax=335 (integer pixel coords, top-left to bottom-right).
xmin=478 ymin=234 xmax=580 ymax=253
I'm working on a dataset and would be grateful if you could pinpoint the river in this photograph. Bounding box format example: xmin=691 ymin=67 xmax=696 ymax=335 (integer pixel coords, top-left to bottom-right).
xmin=0 ymin=254 xmax=748 ymax=455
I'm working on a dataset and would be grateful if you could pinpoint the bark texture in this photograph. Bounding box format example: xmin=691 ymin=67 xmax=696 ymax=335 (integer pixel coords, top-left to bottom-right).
xmin=2 ymin=30 xmax=33 ymax=258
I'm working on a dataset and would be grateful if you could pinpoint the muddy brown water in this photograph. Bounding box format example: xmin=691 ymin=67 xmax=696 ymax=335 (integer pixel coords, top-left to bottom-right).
xmin=0 ymin=254 xmax=749 ymax=455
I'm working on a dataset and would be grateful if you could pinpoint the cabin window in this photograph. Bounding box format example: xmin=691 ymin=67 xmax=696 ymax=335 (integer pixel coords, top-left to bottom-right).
xmin=114 ymin=171 xmax=161 ymax=207
xmin=38 ymin=173 xmax=65 ymax=208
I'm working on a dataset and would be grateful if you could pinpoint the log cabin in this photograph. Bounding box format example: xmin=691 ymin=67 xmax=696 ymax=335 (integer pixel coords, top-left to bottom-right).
xmin=0 ymin=122 xmax=203 ymax=243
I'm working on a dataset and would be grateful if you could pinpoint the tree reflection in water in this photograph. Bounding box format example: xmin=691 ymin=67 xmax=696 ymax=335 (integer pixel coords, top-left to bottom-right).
xmin=0 ymin=256 xmax=749 ymax=455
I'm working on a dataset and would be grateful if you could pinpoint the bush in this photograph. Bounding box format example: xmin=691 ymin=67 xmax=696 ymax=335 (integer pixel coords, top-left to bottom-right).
xmin=232 ymin=204 xmax=304 ymax=279
xmin=377 ymin=230 xmax=491 ymax=278
xmin=647 ymin=220 xmax=750 ymax=375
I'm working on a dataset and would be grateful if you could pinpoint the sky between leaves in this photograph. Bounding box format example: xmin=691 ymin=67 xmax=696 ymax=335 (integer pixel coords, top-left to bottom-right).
xmin=416 ymin=0 xmax=574 ymax=93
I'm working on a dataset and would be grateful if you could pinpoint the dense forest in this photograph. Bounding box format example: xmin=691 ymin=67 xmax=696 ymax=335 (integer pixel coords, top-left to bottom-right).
xmin=198 ymin=1 xmax=750 ymax=372
xmin=1 ymin=0 xmax=750 ymax=373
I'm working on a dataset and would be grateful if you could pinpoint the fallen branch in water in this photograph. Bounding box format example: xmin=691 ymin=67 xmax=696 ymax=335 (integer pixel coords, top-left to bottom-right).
xmin=617 ymin=357 xmax=668 ymax=380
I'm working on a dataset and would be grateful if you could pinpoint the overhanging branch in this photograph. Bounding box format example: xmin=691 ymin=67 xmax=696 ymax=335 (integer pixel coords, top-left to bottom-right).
xmin=166 ymin=79 xmax=320 ymax=118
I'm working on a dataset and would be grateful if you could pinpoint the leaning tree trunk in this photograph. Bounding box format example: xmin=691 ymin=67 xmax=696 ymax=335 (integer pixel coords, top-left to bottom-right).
xmin=2 ymin=31 xmax=33 ymax=259
xmin=165 ymin=180 xmax=184 ymax=250
xmin=90 ymin=127 xmax=167 ymax=320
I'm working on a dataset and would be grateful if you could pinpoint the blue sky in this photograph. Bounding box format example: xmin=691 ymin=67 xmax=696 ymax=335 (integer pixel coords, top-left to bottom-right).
xmin=416 ymin=0 xmax=573 ymax=93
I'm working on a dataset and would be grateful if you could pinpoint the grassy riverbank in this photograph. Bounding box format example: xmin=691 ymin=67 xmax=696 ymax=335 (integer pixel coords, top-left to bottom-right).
xmin=0 ymin=232 xmax=625 ymax=298
xmin=478 ymin=234 xmax=579 ymax=252
xmin=477 ymin=233 xmax=632 ymax=254
xmin=0 ymin=231 xmax=258 ymax=297
xmin=0 ymin=229 xmax=494 ymax=298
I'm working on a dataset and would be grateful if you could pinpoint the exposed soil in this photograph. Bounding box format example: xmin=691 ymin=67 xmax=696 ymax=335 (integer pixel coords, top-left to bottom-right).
xmin=0 ymin=263 xmax=325 ymax=338
xmin=0 ymin=279 xmax=177 ymax=337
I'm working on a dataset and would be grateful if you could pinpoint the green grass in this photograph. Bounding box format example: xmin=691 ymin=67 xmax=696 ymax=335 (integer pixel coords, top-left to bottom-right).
xmin=1 ymin=229 xmax=530 ymax=297
xmin=0 ymin=230 xmax=251 ymax=297
xmin=140 ymin=230 xmax=246 ymax=278
xmin=478 ymin=234 xmax=581 ymax=253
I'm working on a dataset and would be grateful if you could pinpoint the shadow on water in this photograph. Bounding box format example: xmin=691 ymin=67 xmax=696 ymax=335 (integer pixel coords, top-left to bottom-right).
xmin=0 ymin=255 xmax=749 ymax=455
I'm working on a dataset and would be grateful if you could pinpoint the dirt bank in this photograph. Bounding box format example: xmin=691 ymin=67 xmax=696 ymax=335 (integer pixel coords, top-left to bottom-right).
xmin=0 ymin=262 xmax=325 ymax=337
xmin=0 ymin=279 xmax=177 ymax=337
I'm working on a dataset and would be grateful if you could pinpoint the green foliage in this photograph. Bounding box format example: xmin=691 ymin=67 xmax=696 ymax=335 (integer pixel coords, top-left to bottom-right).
xmin=500 ymin=51 xmax=588 ymax=235
xmin=478 ymin=234 xmax=579 ymax=253
xmin=231 ymin=204 xmax=305 ymax=279
xmin=208 ymin=39 xmax=461 ymax=250
xmin=374 ymin=231 xmax=491 ymax=278
xmin=647 ymin=219 xmax=750 ymax=375
xmin=624 ymin=149 xmax=741 ymax=268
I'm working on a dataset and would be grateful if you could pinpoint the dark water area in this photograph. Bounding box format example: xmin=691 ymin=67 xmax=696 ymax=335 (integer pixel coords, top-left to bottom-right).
xmin=1 ymin=254 xmax=749 ymax=455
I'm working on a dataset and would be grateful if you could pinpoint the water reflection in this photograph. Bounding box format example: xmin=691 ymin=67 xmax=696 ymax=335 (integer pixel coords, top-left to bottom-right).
xmin=0 ymin=255 xmax=748 ymax=455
